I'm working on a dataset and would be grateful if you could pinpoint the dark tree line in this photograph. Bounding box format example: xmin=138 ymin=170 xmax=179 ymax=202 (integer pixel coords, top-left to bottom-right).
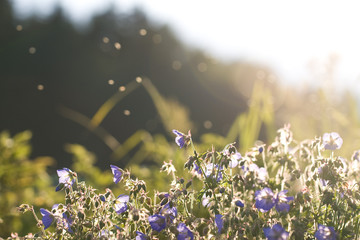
xmin=0 ymin=0 xmax=273 ymax=168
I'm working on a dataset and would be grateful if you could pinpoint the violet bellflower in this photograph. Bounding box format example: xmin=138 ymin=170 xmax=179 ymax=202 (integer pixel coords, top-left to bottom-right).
xmin=135 ymin=231 xmax=148 ymax=240
xmin=114 ymin=194 xmax=129 ymax=214
xmin=160 ymin=203 xmax=177 ymax=221
xmin=235 ymin=200 xmax=244 ymax=208
xmin=255 ymin=188 xmax=276 ymax=212
xmin=148 ymin=214 xmax=166 ymax=232
xmin=322 ymin=132 xmax=343 ymax=150
xmin=193 ymin=163 xmax=202 ymax=175
xmin=177 ymin=223 xmax=194 ymax=240
xmin=314 ymin=224 xmax=336 ymax=240
xmin=172 ymin=130 xmax=190 ymax=148
xmin=56 ymin=168 xmax=76 ymax=191
xmin=229 ymin=151 xmax=242 ymax=168
xmin=202 ymin=195 xmax=211 ymax=208
xmin=61 ymin=212 xmax=73 ymax=233
xmin=110 ymin=165 xmax=122 ymax=184
xmin=215 ymin=214 xmax=223 ymax=234
xmin=275 ymin=190 xmax=294 ymax=212
xmin=263 ymin=224 xmax=289 ymax=240
xmin=205 ymin=163 xmax=223 ymax=182
xmin=40 ymin=208 xmax=54 ymax=230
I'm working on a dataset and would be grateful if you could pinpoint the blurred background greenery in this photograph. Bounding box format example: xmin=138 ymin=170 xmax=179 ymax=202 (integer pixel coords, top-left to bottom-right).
xmin=1 ymin=0 xmax=360 ymax=237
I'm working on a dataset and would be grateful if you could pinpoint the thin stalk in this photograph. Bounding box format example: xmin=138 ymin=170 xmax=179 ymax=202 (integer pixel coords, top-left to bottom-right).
xmin=31 ymin=207 xmax=46 ymax=236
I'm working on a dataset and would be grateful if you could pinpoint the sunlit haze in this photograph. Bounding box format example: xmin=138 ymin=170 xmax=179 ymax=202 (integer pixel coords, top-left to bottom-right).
xmin=12 ymin=0 xmax=360 ymax=94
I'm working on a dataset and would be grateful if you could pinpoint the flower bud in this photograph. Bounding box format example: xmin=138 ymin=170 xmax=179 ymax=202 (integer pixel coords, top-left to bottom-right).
xmin=78 ymin=211 xmax=85 ymax=220
xmin=55 ymin=183 xmax=65 ymax=192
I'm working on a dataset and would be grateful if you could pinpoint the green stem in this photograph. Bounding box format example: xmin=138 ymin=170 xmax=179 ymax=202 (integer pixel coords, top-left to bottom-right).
xmin=31 ymin=207 xmax=46 ymax=237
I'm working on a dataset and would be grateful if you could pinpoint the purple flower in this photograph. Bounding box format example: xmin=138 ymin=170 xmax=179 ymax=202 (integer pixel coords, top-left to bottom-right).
xmin=230 ymin=152 xmax=242 ymax=168
xmin=205 ymin=163 xmax=223 ymax=182
xmin=114 ymin=194 xmax=129 ymax=214
xmin=235 ymin=200 xmax=244 ymax=207
xmin=202 ymin=195 xmax=211 ymax=208
xmin=172 ymin=130 xmax=189 ymax=148
xmin=263 ymin=224 xmax=289 ymax=240
xmin=148 ymin=214 xmax=166 ymax=232
xmin=255 ymin=188 xmax=276 ymax=212
xmin=352 ymin=150 xmax=360 ymax=161
xmin=242 ymin=163 xmax=268 ymax=182
xmin=275 ymin=190 xmax=294 ymax=212
xmin=315 ymin=224 xmax=336 ymax=240
xmin=61 ymin=212 xmax=73 ymax=233
xmin=56 ymin=168 xmax=76 ymax=191
xmin=259 ymin=146 xmax=264 ymax=153
xmin=177 ymin=223 xmax=194 ymax=240
xmin=136 ymin=231 xmax=148 ymax=240
xmin=110 ymin=165 xmax=122 ymax=184
xmin=40 ymin=208 xmax=54 ymax=229
xmin=193 ymin=163 xmax=202 ymax=175
xmin=160 ymin=203 xmax=177 ymax=220
xmin=322 ymin=132 xmax=343 ymax=150
xmin=215 ymin=214 xmax=223 ymax=234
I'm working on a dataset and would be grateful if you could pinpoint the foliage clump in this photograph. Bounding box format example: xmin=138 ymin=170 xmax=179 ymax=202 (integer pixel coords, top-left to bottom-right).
xmin=11 ymin=125 xmax=360 ymax=239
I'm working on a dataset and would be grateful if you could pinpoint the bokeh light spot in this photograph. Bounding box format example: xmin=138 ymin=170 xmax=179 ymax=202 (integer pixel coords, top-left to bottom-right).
xmin=139 ymin=28 xmax=147 ymax=36
xmin=136 ymin=77 xmax=142 ymax=83
xmin=119 ymin=86 xmax=126 ymax=92
xmin=108 ymin=79 xmax=114 ymax=85
xmin=37 ymin=84 xmax=44 ymax=91
xmin=204 ymin=120 xmax=213 ymax=129
xmin=102 ymin=37 xmax=110 ymax=43
xmin=16 ymin=25 xmax=23 ymax=31
xmin=29 ymin=47 xmax=36 ymax=54
xmin=172 ymin=61 xmax=182 ymax=71
xmin=114 ymin=42 xmax=121 ymax=50
xmin=152 ymin=34 xmax=162 ymax=44
xmin=197 ymin=62 xmax=207 ymax=72
xmin=124 ymin=109 xmax=131 ymax=116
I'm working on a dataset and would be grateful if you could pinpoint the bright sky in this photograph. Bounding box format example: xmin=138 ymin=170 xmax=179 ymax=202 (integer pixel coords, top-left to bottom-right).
xmin=12 ymin=0 xmax=360 ymax=93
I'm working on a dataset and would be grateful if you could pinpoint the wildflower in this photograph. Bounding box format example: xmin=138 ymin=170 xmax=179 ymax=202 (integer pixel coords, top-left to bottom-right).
xmin=114 ymin=194 xmax=129 ymax=214
xmin=172 ymin=130 xmax=190 ymax=148
xmin=202 ymin=195 xmax=211 ymax=208
xmin=160 ymin=203 xmax=177 ymax=221
xmin=322 ymin=132 xmax=343 ymax=150
xmin=193 ymin=163 xmax=202 ymax=175
xmin=148 ymin=214 xmax=166 ymax=232
xmin=259 ymin=146 xmax=264 ymax=153
xmin=215 ymin=214 xmax=223 ymax=234
xmin=229 ymin=152 xmax=242 ymax=168
xmin=352 ymin=150 xmax=360 ymax=162
xmin=255 ymin=188 xmax=276 ymax=212
xmin=135 ymin=231 xmax=148 ymax=240
xmin=235 ymin=200 xmax=244 ymax=208
xmin=314 ymin=224 xmax=336 ymax=240
xmin=205 ymin=163 xmax=223 ymax=182
xmin=61 ymin=212 xmax=73 ymax=233
xmin=40 ymin=208 xmax=54 ymax=229
xmin=275 ymin=190 xmax=294 ymax=212
xmin=263 ymin=224 xmax=289 ymax=240
xmin=177 ymin=223 xmax=194 ymax=240
xmin=242 ymin=163 xmax=268 ymax=182
xmin=56 ymin=168 xmax=76 ymax=191
xmin=222 ymin=144 xmax=242 ymax=168
xmin=110 ymin=165 xmax=122 ymax=184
